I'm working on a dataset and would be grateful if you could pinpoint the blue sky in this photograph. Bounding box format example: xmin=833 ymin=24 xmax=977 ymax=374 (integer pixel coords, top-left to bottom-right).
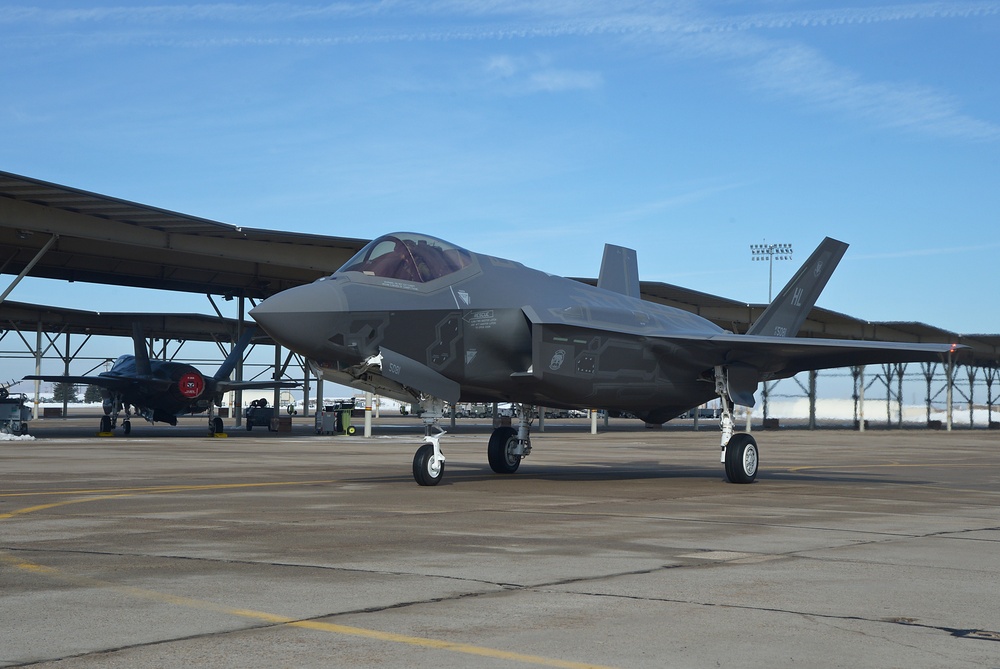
xmin=2 ymin=0 xmax=998 ymax=364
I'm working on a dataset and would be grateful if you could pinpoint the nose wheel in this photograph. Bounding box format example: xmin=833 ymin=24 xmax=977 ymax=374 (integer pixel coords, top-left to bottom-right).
xmin=413 ymin=428 xmax=446 ymax=486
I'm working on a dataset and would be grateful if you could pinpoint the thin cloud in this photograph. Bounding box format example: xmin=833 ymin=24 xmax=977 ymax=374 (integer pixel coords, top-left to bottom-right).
xmin=4 ymin=2 xmax=998 ymax=140
xmin=850 ymin=241 xmax=1000 ymax=261
xmin=695 ymin=2 xmax=1000 ymax=32
xmin=485 ymin=54 xmax=602 ymax=94
xmin=744 ymin=42 xmax=1000 ymax=141
xmin=604 ymin=180 xmax=755 ymax=226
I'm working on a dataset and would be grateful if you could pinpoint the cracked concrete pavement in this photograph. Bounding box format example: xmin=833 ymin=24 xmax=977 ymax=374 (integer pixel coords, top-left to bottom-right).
xmin=2 ymin=417 xmax=999 ymax=668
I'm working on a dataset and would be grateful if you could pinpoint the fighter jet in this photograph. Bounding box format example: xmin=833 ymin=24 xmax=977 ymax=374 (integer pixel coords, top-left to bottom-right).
xmin=249 ymin=232 xmax=964 ymax=486
xmin=26 ymin=325 xmax=296 ymax=435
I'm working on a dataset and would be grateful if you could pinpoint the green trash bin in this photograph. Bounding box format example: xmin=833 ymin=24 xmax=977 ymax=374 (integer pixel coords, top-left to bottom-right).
xmin=335 ymin=408 xmax=356 ymax=436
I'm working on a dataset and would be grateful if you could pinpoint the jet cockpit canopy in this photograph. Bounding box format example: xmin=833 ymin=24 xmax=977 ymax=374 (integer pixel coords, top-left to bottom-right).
xmin=337 ymin=232 xmax=474 ymax=283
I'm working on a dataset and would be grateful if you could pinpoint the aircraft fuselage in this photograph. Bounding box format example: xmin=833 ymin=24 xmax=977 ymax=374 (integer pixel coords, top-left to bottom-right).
xmin=251 ymin=234 xmax=724 ymax=421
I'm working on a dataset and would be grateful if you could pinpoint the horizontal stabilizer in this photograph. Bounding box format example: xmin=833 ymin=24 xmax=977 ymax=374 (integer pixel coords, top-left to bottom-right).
xmin=597 ymin=244 xmax=640 ymax=299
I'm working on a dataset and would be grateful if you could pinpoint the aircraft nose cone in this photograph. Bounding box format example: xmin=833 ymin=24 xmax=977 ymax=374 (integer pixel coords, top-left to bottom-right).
xmin=250 ymin=279 xmax=349 ymax=361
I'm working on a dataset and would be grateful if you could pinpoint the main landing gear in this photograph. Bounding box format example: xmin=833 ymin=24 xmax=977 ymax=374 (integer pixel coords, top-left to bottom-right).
xmin=410 ymin=400 xmax=535 ymax=486
xmin=715 ymin=366 xmax=758 ymax=484
xmin=406 ymin=385 xmax=755 ymax=486
xmin=99 ymin=395 xmax=132 ymax=435
xmin=488 ymin=404 xmax=532 ymax=474
xmin=207 ymin=404 xmax=225 ymax=436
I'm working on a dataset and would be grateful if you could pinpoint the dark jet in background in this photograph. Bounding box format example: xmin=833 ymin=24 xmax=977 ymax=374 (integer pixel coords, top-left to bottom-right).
xmin=26 ymin=325 xmax=296 ymax=435
xmin=250 ymin=232 xmax=964 ymax=485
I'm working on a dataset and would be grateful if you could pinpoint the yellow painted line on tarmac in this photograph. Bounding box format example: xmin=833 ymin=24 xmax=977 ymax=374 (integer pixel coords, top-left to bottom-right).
xmin=0 ymin=481 xmax=349 ymax=518
xmin=0 ymin=552 xmax=615 ymax=669
xmin=0 ymin=493 xmax=136 ymax=519
xmin=0 ymin=479 xmax=348 ymax=499
xmin=1 ymin=480 xmax=618 ymax=668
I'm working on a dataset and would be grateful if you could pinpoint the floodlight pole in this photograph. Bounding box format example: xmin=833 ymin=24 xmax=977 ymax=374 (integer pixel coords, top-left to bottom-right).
xmin=749 ymin=241 xmax=793 ymax=302
xmin=749 ymin=241 xmax=793 ymax=425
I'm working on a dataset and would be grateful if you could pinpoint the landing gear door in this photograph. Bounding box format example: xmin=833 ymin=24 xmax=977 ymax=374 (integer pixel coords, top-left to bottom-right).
xmin=726 ymin=364 xmax=759 ymax=408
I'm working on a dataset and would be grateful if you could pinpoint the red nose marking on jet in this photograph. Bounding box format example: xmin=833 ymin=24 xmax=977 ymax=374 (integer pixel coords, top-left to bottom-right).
xmin=179 ymin=372 xmax=205 ymax=399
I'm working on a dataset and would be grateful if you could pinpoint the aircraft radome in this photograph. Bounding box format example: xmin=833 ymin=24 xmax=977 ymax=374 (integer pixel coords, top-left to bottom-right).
xmin=249 ymin=232 xmax=965 ymax=486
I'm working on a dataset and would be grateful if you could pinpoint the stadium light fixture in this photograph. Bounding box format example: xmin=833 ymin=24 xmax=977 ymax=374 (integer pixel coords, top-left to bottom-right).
xmin=749 ymin=241 xmax=793 ymax=302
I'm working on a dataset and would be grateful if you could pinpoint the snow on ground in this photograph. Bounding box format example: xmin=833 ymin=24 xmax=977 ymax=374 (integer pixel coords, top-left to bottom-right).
xmin=757 ymin=399 xmax=996 ymax=426
xmin=0 ymin=432 xmax=34 ymax=441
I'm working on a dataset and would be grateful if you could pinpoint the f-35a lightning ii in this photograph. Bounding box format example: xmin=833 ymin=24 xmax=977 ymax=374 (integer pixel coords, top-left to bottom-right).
xmin=26 ymin=325 xmax=296 ymax=435
xmin=249 ymin=232 xmax=964 ymax=486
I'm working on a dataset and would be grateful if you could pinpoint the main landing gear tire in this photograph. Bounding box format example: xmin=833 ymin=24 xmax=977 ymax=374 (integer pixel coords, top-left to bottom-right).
xmin=211 ymin=417 xmax=224 ymax=435
xmin=413 ymin=442 xmax=444 ymax=486
xmin=100 ymin=415 xmax=112 ymax=433
xmin=488 ymin=426 xmax=521 ymax=474
xmin=725 ymin=433 xmax=758 ymax=484
xmin=122 ymin=420 xmax=131 ymax=436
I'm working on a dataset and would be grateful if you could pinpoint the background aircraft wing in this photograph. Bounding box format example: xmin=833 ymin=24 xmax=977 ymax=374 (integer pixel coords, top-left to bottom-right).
xmin=21 ymin=374 xmax=167 ymax=392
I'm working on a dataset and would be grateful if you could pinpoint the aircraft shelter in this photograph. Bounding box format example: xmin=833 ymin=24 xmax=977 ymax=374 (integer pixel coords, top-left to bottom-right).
xmin=1 ymin=169 xmax=998 ymax=429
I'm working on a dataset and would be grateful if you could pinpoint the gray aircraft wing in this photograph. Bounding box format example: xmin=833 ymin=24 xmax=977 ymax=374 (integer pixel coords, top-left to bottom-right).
xmin=645 ymin=333 xmax=959 ymax=406
xmin=657 ymin=333 xmax=959 ymax=375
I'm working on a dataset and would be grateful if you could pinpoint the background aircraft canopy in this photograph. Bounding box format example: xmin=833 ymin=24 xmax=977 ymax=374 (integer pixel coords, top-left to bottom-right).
xmin=337 ymin=233 xmax=474 ymax=283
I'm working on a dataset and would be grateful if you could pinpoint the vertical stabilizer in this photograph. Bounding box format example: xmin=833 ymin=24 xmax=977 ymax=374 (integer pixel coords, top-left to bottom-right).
xmin=598 ymin=244 xmax=640 ymax=299
xmin=213 ymin=326 xmax=257 ymax=381
xmin=747 ymin=237 xmax=849 ymax=338
xmin=131 ymin=323 xmax=152 ymax=376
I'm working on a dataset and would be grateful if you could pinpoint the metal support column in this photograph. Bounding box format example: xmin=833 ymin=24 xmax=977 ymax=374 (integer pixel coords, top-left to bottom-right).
xmin=895 ymin=363 xmax=907 ymax=429
xmin=234 ymin=296 xmax=246 ymax=428
xmin=985 ymin=367 xmax=998 ymax=428
xmin=302 ymin=362 xmax=311 ymax=418
xmin=32 ymin=323 xmax=42 ymax=419
xmin=946 ymin=352 xmax=954 ymax=432
xmin=61 ymin=332 xmax=70 ymax=418
xmin=808 ymin=369 xmax=817 ymax=430
xmin=852 ymin=365 xmax=866 ymax=432
xmin=921 ymin=362 xmax=936 ymax=425
xmin=965 ymin=365 xmax=978 ymax=428
xmin=364 ymin=391 xmax=373 ymax=437
xmin=272 ymin=343 xmax=282 ymax=409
